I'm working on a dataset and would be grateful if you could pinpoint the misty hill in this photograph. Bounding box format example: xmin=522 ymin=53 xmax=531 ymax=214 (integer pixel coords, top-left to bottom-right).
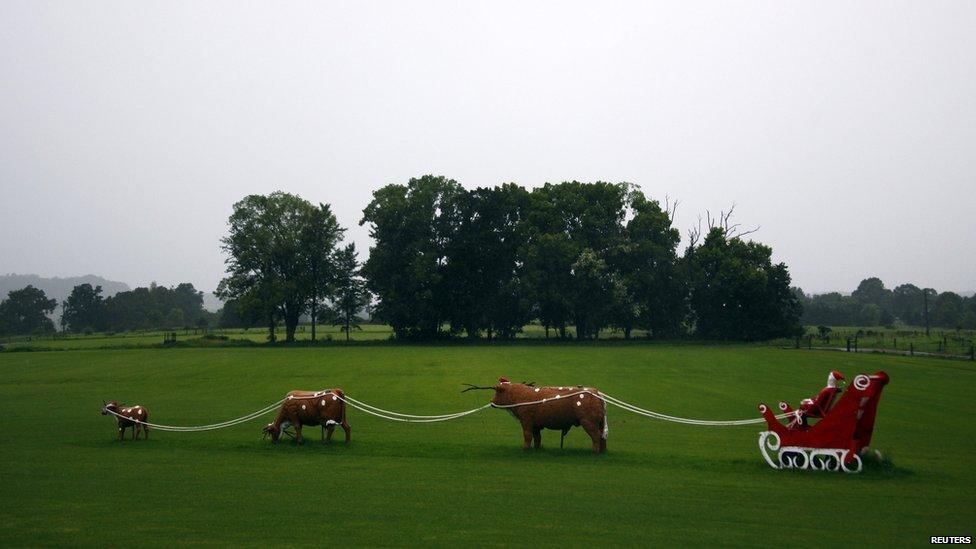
xmin=1 ymin=274 xmax=131 ymax=324
xmin=1 ymin=273 xmax=130 ymax=303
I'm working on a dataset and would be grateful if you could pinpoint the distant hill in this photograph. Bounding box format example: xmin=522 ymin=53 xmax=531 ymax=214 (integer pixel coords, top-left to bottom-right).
xmin=0 ymin=274 xmax=131 ymax=323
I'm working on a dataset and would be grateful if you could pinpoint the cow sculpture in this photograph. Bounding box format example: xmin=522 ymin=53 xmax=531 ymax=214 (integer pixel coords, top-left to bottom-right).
xmin=464 ymin=377 xmax=608 ymax=453
xmin=101 ymin=400 xmax=149 ymax=441
xmin=263 ymin=389 xmax=350 ymax=445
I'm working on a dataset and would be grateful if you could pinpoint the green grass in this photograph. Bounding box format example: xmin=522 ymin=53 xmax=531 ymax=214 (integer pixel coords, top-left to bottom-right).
xmin=1 ymin=345 xmax=973 ymax=547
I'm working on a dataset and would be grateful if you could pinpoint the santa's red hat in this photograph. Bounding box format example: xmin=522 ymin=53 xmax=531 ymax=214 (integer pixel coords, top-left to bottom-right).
xmin=498 ymin=377 xmax=511 ymax=384
xmin=827 ymin=370 xmax=845 ymax=388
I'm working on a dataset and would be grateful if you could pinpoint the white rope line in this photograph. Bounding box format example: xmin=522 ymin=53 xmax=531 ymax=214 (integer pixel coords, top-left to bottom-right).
xmin=487 ymin=389 xmax=790 ymax=426
xmin=104 ymin=399 xmax=286 ymax=432
xmin=103 ymin=388 xmax=793 ymax=432
xmin=340 ymin=394 xmax=491 ymax=419
xmin=338 ymin=398 xmax=492 ymax=423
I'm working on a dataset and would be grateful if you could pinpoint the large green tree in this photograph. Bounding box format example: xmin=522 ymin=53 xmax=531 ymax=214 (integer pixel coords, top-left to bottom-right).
xmin=360 ymin=175 xmax=464 ymax=339
xmin=441 ymin=184 xmax=532 ymax=339
xmin=301 ymin=203 xmax=345 ymax=341
xmin=61 ymin=283 xmax=107 ymax=333
xmin=0 ymin=285 xmax=57 ymax=335
xmin=331 ymin=243 xmax=371 ymax=342
xmin=684 ymin=227 xmax=802 ymax=340
xmin=218 ymin=192 xmax=343 ymax=342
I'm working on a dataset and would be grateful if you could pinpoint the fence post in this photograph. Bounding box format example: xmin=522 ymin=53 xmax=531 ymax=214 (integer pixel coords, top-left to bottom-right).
xmin=846 ymin=338 xmax=851 ymax=352
xmin=795 ymin=336 xmax=800 ymax=349
xmin=910 ymin=342 xmax=914 ymax=356
xmin=808 ymin=335 xmax=813 ymax=350
xmin=854 ymin=336 xmax=858 ymax=353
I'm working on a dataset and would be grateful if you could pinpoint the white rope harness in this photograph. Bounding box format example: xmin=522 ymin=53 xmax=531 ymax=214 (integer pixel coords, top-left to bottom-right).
xmin=104 ymin=388 xmax=788 ymax=432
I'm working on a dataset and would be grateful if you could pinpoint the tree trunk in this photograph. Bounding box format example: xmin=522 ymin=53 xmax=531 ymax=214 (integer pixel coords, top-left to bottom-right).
xmin=267 ymin=315 xmax=276 ymax=343
xmin=283 ymin=305 xmax=300 ymax=343
xmin=345 ymin=314 xmax=350 ymax=343
xmin=624 ymin=327 xmax=632 ymax=340
xmin=310 ymin=298 xmax=317 ymax=341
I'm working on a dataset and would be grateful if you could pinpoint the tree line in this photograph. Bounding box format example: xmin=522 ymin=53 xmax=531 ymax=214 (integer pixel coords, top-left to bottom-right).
xmin=798 ymin=277 xmax=976 ymax=331
xmin=356 ymin=176 xmax=801 ymax=341
xmin=2 ymin=177 xmax=811 ymax=341
xmin=0 ymin=282 xmax=214 ymax=336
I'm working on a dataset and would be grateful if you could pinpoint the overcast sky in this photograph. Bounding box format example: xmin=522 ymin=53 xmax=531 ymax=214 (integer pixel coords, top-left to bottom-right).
xmin=1 ymin=1 xmax=973 ymax=295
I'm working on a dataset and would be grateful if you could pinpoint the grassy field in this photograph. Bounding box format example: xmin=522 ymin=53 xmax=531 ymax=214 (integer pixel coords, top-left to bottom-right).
xmin=0 ymin=344 xmax=973 ymax=547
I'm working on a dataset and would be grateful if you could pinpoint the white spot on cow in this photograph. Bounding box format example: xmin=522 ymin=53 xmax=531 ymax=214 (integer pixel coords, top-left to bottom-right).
xmin=559 ymin=387 xmax=564 ymax=390
xmin=534 ymin=388 xmax=540 ymax=392
xmin=321 ymin=400 xmax=326 ymax=406
xmin=555 ymin=395 xmax=561 ymax=399
xmin=332 ymin=395 xmax=338 ymax=401
xmin=576 ymin=401 xmax=582 ymax=407
xmin=301 ymin=404 xmax=307 ymax=410
xmin=288 ymin=396 xmax=293 ymax=400
xmin=579 ymin=395 xmax=585 ymax=399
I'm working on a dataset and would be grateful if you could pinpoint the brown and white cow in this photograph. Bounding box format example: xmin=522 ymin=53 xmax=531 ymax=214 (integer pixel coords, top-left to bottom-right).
xmin=101 ymin=400 xmax=149 ymax=441
xmin=263 ymin=389 xmax=350 ymax=445
xmin=465 ymin=377 xmax=608 ymax=453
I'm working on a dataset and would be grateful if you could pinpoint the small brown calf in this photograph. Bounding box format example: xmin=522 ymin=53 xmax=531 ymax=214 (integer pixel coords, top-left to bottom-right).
xmin=101 ymin=400 xmax=149 ymax=441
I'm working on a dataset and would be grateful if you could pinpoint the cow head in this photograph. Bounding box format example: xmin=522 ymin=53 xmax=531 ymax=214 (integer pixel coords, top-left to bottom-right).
xmin=101 ymin=401 xmax=118 ymax=416
xmin=462 ymin=377 xmax=521 ymax=407
xmin=262 ymin=422 xmax=281 ymax=442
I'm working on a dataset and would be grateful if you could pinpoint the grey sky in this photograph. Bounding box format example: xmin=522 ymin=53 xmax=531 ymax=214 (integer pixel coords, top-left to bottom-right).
xmin=1 ymin=1 xmax=974 ymax=294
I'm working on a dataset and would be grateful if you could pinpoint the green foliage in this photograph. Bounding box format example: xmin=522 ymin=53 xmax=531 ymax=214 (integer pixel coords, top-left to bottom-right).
xmin=61 ymin=283 xmax=106 ymax=333
xmin=102 ymin=282 xmax=206 ymax=332
xmin=685 ymin=228 xmax=802 ymax=340
xmin=801 ymin=279 xmax=975 ymax=330
xmin=218 ymin=192 xmax=344 ymax=342
xmin=0 ymin=285 xmax=57 ymax=335
xmin=331 ymin=243 xmax=370 ymax=342
xmin=360 ymin=175 xmax=464 ymax=339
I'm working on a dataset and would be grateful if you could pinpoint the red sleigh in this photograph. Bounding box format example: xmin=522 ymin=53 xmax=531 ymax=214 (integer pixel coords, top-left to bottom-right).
xmin=757 ymin=371 xmax=889 ymax=473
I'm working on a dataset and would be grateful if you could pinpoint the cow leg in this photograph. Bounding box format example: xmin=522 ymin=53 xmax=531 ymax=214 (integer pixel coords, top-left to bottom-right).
xmin=118 ymin=426 xmax=124 ymax=442
xmin=341 ymin=420 xmax=351 ymax=444
xmin=325 ymin=425 xmax=335 ymax=443
xmin=521 ymin=427 xmax=533 ymax=450
xmin=560 ymin=427 xmax=570 ymax=449
xmin=532 ymin=428 xmax=543 ymax=450
xmin=580 ymin=419 xmax=601 ymax=453
xmin=293 ymin=423 xmax=304 ymax=445
xmin=144 ymin=425 xmax=149 ymax=441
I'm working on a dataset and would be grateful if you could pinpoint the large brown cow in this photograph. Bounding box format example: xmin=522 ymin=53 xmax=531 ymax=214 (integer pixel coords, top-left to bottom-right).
xmin=263 ymin=389 xmax=350 ymax=445
xmin=465 ymin=377 xmax=608 ymax=453
xmin=101 ymin=400 xmax=149 ymax=441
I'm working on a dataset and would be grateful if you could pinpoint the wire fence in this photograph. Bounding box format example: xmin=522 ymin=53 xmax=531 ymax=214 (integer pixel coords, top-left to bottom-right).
xmin=767 ymin=327 xmax=976 ymax=360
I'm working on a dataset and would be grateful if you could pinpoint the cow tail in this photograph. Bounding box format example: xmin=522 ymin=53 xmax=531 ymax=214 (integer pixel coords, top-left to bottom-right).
xmin=334 ymin=388 xmax=347 ymax=424
xmin=601 ymin=398 xmax=609 ymax=439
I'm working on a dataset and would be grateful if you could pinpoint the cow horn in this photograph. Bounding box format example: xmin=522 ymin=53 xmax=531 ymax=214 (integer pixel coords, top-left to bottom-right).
xmin=461 ymin=383 xmax=494 ymax=393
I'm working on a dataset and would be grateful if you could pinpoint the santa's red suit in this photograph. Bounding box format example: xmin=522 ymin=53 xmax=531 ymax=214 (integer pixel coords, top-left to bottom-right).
xmin=789 ymin=370 xmax=844 ymax=430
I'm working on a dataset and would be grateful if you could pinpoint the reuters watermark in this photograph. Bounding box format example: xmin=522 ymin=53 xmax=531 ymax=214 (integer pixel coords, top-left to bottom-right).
xmin=931 ymin=537 xmax=971 ymax=544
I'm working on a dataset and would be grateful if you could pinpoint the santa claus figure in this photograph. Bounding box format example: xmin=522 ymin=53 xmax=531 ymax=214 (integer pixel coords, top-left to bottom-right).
xmin=789 ymin=370 xmax=845 ymax=430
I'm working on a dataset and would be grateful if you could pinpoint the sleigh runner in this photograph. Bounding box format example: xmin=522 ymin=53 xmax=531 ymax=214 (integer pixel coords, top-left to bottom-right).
xmin=757 ymin=371 xmax=889 ymax=473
